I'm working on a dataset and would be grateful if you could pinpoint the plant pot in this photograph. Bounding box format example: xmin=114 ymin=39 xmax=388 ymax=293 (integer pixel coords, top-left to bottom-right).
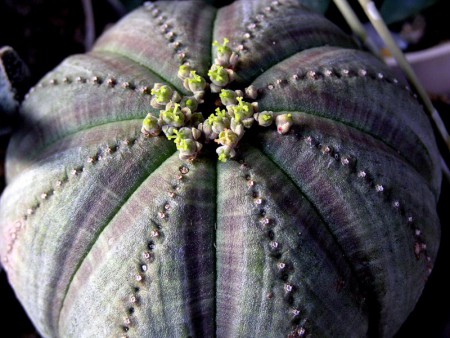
xmin=385 ymin=41 xmax=450 ymax=95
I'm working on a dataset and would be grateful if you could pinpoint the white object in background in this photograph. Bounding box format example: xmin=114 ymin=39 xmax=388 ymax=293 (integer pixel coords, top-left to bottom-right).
xmin=386 ymin=42 xmax=450 ymax=95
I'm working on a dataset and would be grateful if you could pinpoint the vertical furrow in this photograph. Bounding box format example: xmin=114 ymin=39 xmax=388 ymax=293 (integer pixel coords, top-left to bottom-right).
xmin=255 ymin=124 xmax=440 ymax=336
xmin=216 ymin=145 xmax=368 ymax=337
xmin=58 ymin=154 xmax=217 ymax=337
xmin=216 ymin=153 xmax=268 ymax=337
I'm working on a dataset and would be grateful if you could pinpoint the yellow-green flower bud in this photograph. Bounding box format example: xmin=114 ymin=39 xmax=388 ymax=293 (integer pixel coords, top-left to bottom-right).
xmin=255 ymin=111 xmax=274 ymax=127
xmin=167 ymin=127 xmax=192 ymax=150
xmin=167 ymin=127 xmax=203 ymax=160
xmin=177 ymin=64 xmax=192 ymax=80
xmin=160 ymin=102 xmax=185 ymax=128
xmin=219 ymin=89 xmax=237 ymax=106
xmin=207 ymin=108 xmax=230 ymax=134
xmin=213 ymin=38 xmax=232 ymax=64
xmin=141 ymin=113 xmax=161 ymax=136
xmin=216 ymin=145 xmax=236 ymax=163
xmin=179 ymin=140 xmax=203 ymax=161
xmin=215 ymin=129 xmax=239 ymax=147
xmin=184 ymin=71 xmax=206 ymax=93
xmin=229 ymin=97 xmax=254 ymax=123
xmin=275 ymin=113 xmax=293 ymax=134
xmin=208 ymin=65 xmax=230 ymax=87
xmin=181 ymin=96 xmax=198 ymax=112
xmin=151 ymin=84 xmax=173 ymax=104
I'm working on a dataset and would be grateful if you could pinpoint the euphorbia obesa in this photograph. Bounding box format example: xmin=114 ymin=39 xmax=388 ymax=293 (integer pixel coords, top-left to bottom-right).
xmin=0 ymin=0 xmax=442 ymax=337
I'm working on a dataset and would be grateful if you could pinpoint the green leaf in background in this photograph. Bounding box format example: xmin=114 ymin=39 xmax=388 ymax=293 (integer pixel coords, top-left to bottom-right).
xmin=294 ymin=0 xmax=331 ymax=13
xmin=380 ymin=0 xmax=439 ymax=24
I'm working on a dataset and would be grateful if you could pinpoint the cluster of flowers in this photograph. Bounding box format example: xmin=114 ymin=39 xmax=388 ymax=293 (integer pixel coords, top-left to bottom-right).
xmin=141 ymin=38 xmax=293 ymax=162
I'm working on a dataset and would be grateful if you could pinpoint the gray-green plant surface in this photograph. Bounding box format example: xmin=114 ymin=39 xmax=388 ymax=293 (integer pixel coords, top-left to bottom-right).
xmin=0 ymin=0 xmax=442 ymax=337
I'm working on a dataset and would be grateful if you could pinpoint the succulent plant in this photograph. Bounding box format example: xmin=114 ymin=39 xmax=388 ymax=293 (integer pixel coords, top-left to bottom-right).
xmin=0 ymin=0 xmax=442 ymax=337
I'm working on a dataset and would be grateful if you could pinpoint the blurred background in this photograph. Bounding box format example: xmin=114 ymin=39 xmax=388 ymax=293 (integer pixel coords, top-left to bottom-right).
xmin=0 ymin=0 xmax=449 ymax=337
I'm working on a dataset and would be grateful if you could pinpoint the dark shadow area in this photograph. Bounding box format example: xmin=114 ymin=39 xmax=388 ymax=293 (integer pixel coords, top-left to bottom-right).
xmin=395 ymin=98 xmax=450 ymax=338
xmin=0 ymin=271 xmax=41 ymax=338
xmin=395 ymin=182 xmax=450 ymax=337
xmin=0 ymin=0 xmax=122 ymax=86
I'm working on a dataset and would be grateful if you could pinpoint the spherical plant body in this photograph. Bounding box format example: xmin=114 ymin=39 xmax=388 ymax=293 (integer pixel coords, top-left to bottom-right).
xmin=0 ymin=0 xmax=442 ymax=337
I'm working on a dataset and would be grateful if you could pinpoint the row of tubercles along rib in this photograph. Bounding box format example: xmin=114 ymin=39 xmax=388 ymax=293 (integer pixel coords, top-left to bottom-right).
xmin=141 ymin=38 xmax=294 ymax=162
